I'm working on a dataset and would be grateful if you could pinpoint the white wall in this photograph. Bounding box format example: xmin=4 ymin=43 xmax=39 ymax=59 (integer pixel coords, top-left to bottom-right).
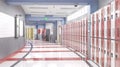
xmin=0 ymin=12 xmax=14 ymax=38
xmin=0 ymin=0 xmax=25 ymax=59
xmin=57 ymin=21 xmax=62 ymax=43
xmin=67 ymin=5 xmax=90 ymax=22
xmin=0 ymin=0 xmax=25 ymax=38
xmin=46 ymin=23 xmax=54 ymax=35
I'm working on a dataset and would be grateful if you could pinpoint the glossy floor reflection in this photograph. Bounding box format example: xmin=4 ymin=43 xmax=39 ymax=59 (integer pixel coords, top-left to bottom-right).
xmin=0 ymin=41 xmax=89 ymax=67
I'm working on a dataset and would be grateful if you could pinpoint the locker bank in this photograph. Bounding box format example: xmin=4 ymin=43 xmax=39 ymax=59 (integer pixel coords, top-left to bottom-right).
xmin=0 ymin=0 xmax=120 ymax=67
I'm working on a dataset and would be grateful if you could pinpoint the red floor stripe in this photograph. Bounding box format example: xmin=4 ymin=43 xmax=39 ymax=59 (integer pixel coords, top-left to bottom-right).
xmin=17 ymin=50 xmax=72 ymax=53
xmin=6 ymin=57 xmax=81 ymax=61
xmin=0 ymin=45 xmax=25 ymax=63
xmin=24 ymin=47 xmax=63 ymax=48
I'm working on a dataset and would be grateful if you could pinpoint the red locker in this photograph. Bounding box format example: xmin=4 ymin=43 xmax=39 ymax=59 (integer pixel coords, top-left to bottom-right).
xmin=115 ymin=41 xmax=120 ymax=67
xmin=85 ymin=18 xmax=88 ymax=57
xmin=77 ymin=22 xmax=79 ymax=42
xmin=83 ymin=20 xmax=85 ymax=55
xmin=106 ymin=5 xmax=112 ymax=67
xmin=96 ymin=13 xmax=99 ymax=64
xmin=86 ymin=18 xmax=88 ymax=57
xmin=92 ymin=14 xmax=95 ymax=60
xmin=80 ymin=21 xmax=82 ymax=53
xmin=78 ymin=21 xmax=80 ymax=51
xmin=115 ymin=0 xmax=120 ymax=42
xmin=84 ymin=19 xmax=87 ymax=56
xmin=101 ymin=8 xmax=105 ymax=67
xmin=80 ymin=20 xmax=82 ymax=53
xmin=78 ymin=22 xmax=80 ymax=43
xmin=115 ymin=0 xmax=120 ymax=67
xmin=81 ymin=20 xmax=83 ymax=54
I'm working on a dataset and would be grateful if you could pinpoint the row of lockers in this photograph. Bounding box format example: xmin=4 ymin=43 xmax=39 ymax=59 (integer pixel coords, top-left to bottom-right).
xmin=90 ymin=1 xmax=120 ymax=67
xmin=62 ymin=0 xmax=120 ymax=67
xmin=62 ymin=17 xmax=88 ymax=57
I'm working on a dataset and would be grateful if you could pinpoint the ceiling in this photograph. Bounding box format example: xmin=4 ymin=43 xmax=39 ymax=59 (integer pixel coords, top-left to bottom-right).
xmin=6 ymin=0 xmax=99 ymax=14
xmin=21 ymin=5 xmax=83 ymax=17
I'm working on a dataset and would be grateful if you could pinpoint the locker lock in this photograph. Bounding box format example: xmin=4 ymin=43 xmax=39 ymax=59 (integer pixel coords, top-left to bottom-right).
xmin=116 ymin=13 xmax=118 ymax=18
xmin=99 ymin=48 xmax=100 ymax=51
xmin=104 ymin=18 xmax=106 ymax=21
xmin=98 ymin=19 xmax=100 ymax=22
xmin=104 ymin=50 xmax=106 ymax=53
xmin=111 ymin=15 xmax=113 ymax=19
xmin=111 ymin=53 xmax=113 ymax=57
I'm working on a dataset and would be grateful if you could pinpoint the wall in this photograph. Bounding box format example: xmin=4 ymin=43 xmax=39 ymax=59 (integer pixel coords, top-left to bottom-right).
xmin=99 ymin=0 xmax=113 ymax=8
xmin=0 ymin=0 xmax=25 ymax=59
xmin=25 ymin=25 xmax=36 ymax=40
xmin=57 ymin=21 xmax=62 ymax=44
xmin=46 ymin=23 xmax=54 ymax=35
xmin=67 ymin=5 xmax=90 ymax=22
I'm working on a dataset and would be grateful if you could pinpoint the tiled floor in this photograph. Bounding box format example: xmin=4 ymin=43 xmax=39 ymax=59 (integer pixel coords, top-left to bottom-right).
xmin=0 ymin=41 xmax=89 ymax=67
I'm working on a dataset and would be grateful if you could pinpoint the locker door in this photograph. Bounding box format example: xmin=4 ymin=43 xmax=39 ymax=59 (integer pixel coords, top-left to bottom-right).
xmin=80 ymin=22 xmax=81 ymax=52
xmin=86 ymin=18 xmax=88 ymax=57
xmin=74 ymin=22 xmax=76 ymax=50
xmin=94 ymin=13 xmax=97 ymax=62
xmin=84 ymin=19 xmax=87 ymax=56
xmin=70 ymin=24 xmax=71 ymax=47
xmin=79 ymin=21 xmax=81 ymax=52
xmin=107 ymin=5 xmax=111 ymax=67
xmin=115 ymin=0 xmax=120 ymax=44
xmin=90 ymin=15 xmax=93 ymax=60
xmin=80 ymin=20 xmax=82 ymax=53
xmin=81 ymin=20 xmax=84 ymax=54
xmin=78 ymin=22 xmax=80 ymax=52
xmin=92 ymin=14 xmax=95 ymax=60
xmin=96 ymin=13 xmax=99 ymax=64
xmin=71 ymin=23 xmax=73 ymax=48
xmin=80 ymin=21 xmax=81 ymax=52
xmin=98 ymin=10 xmax=102 ymax=67
xmin=104 ymin=6 xmax=108 ymax=67
xmin=76 ymin=22 xmax=78 ymax=51
xmin=115 ymin=0 xmax=120 ymax=67
xmin=77 ymin=22 xmax=80 ymax=51
xmin=101 ymin=8 xmax=105 ymax=67
xmin=115 ymin=41 xmax=120 ymax=67
xmin=110 ymin=1 xmax=116 ymax=67
xmin=83 ymin=20 xmax=85 ymax=55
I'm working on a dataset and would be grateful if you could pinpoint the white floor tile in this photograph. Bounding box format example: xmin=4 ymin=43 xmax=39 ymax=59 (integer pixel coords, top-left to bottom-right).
xmin=26 ymin=52 xmax=79 ymax=58
xmin=0 ymin=61 xmax=17 ymax=67
xmin=11 ymin=52 xmax=79 ymax=58
xmin=21 ymin=48 xmax=69 ymax=51
xmin=11 ymin=53 xmax=26 ymax=58
xmin=15 ymin=60 xmax=89 ymax=67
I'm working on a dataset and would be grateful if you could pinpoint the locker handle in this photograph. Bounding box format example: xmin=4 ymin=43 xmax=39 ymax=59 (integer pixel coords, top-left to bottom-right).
xmin=115 ymin=55 xmax=118 ymax=58
xmin=104 ymin=18 xmax=106 ymax=21
xmin=116 ymin=13 xmax=118 ymax=18
xmin=111 ymin=15 xmax=113 ymax=19
xmin=111 ymin=53 xmax=113 ymax=57
xmin=99 ymin=48 xmax=100 ymax=51
xmin=104 ymin=50 xmax=106 ymax=54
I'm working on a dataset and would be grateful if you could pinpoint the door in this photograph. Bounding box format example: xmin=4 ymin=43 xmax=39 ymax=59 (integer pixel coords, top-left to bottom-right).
xmin=86 ymin=18 xmax=88 ymax=58
xmin=92 ymin=14 xmax=95 ymax=60
xmin=115 ymin=0 xmax=120 ymax=66
xmin=107 ymin=5 xmax=111 ymax=67
xmin=101 ymin=8 xmax=105 ymax=67
xmin=96 ymin=13 xmax=99 ymax=64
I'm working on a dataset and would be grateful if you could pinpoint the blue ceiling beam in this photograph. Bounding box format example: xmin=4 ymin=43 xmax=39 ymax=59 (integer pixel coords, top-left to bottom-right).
xmin=6 ymin=0 xmax=98 ymax=13
xmin=25 ymin=14 xmax=65 ymax=25
xmin=25 ymin=14 xmax=65 ymax=22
